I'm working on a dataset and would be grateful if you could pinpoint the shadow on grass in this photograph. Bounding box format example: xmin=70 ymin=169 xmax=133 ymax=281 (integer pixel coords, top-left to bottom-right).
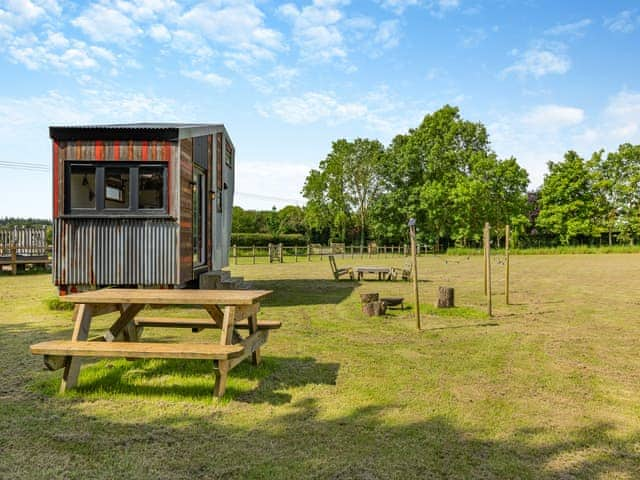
xmin=3 ymin=395 xmax=640 ymax=479
xmin=242 ymin=279 xmax=358 ymax=307
xmin=426 ymin=322 xmax=499 ymax=331
xmin=40 ymin=356 xmax=339 ymax=406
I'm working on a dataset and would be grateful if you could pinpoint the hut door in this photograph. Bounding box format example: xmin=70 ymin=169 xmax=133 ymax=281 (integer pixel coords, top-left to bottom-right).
xmin=192 ymin=165 xmax=206 ymax=266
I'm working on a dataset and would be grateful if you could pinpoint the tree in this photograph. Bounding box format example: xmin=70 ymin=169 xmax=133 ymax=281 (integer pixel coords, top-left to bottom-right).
xmin=537 ymin=151 xmax=599 ymax=245
xmin=277 ymin=205 xmax=306 ymax=235
xmin=593 ymin=144 xmax=640 ymax=245
xmin=371 ymin=105 xmax=528 ymax=246
xmin=302 ymin=138 xmax=384 ymax=244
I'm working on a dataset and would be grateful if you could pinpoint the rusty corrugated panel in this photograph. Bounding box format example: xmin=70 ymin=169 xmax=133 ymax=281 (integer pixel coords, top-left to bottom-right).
xmin=53 ymin=218 xmax=179 ymax=286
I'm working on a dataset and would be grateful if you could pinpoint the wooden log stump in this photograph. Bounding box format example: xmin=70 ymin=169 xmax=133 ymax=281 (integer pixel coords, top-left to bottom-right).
xmin=362 ymin=301 xmax=386 ymax=317
xmin=359 ymin=293 xmax=379 ymax=304
xmin=436 ymin=287 xmax=454 ymax=308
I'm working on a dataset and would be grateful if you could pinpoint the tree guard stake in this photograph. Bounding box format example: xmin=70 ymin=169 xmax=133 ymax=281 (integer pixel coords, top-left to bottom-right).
xmin=408 ymin=218 xmax=421 ymax=330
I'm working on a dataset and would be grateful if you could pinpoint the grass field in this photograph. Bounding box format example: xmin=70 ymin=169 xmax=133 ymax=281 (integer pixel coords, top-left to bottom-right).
xmin=1 ymin=254 xmax=640 ymax=479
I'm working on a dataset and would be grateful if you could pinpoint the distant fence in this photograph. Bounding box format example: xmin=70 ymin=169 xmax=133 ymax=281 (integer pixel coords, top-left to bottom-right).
xmin=0 ymin=226 xmax=51 ymax=274
xmin=231 ymin=243 xmax=440 ymax=265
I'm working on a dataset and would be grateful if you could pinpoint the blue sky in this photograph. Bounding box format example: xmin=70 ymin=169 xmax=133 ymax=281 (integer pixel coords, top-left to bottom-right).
xmin=1 ymin=0 xmax=639 ymax=218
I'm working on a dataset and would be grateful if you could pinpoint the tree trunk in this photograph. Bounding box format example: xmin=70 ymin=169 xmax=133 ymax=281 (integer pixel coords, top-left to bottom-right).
xmin=362 ymin=301 xmax=386 ymax=317
xmin=436 ymin=287 xmax=454 ymax=308
xmin=360 ymin=293 xmax=379 ymax=304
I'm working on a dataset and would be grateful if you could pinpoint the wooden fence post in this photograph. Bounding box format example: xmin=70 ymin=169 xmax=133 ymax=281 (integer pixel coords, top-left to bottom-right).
xmin=252 ymin=245 xmax=256 ymax=264
xmin=483 ymin=224 xmax=488 ymax=296
xmin=485 ymin=222 xmax=492 ymax=316
xmin=307 ymin=244 xmax=311 ymax=261
xmin=11 ymin=244 xmax=17 ymax=275
xmin=408 ymin=219 xmax=421 ymax=330
xmin=505 ymin=225 xmax=510 ymax=305
xmin=279 ymin=243 xmax=284 ymax=263
xmin=233 ymin=244 xmax=238 ymax=265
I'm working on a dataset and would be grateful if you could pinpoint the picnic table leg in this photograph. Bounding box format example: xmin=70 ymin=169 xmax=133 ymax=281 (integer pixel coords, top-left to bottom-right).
xmin=104 ymin=304 xmax=145 ymax=342
xmin=60 ymin=304 xmax=93 ymax=393
xmin=213 ymin=305 xmax=236 ymax=398
xmin=247 ymin=310 xmax=261 ymax=366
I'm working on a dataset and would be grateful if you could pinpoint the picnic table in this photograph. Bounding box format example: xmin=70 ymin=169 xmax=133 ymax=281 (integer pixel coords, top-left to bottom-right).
xmin=355 ymin=266 xmax=393 ymax=281
xmin=30 ymin=288 xmax=277 ymax=398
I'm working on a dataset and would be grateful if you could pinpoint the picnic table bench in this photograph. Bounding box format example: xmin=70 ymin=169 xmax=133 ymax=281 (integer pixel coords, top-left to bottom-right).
xmin=30 ymin=288 xmax=276 ymax=398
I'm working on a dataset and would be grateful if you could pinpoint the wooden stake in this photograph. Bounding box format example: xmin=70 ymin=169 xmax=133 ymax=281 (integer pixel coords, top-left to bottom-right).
xmin=409 ymin=219 xmax=421 ymax=330
xmin=505 ymin=224 xmax=510 ymax=305
xmin=483 ymin=224 xmax=488 ymax=295
xmin=485 ymin=222 xmax=492 ymax=316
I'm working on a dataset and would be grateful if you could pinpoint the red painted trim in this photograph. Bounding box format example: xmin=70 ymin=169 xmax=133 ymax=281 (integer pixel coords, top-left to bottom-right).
xmin=128 ymin=140 xmax=133 ymax=160
xmin=163 ymin=141 xmax=171 ymax=161
xmin=53 ymin=140 xmax=59 ymax=218
xmin=95 ymin=140 xmax=104 ymax=161
xmin=114 ymin=140 xmax=120 ymax=161
xmin=142 ymin=140 xmax=148 ymax=161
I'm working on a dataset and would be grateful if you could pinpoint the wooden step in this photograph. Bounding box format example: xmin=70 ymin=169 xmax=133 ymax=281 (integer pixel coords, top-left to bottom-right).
xmin=30 ymin=340 xmax=244 ymax=360
xmin=134 ymin=317 xmax=282 ymax=330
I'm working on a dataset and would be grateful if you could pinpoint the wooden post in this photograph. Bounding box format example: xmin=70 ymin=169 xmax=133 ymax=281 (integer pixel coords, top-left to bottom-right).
xmin=485 ymin=222 xmax=492 ymax=316
xmin=505 ymin=224 xmax=510 ymax=305
xmin=483 ymin=224 xmax=488 ymax=295
xmin=307 ymin=244 xmax=311 ymax=261
xmin=408 ymin=219 xmax=421 ymax=330
xmin=295 ymin=245 xmax=298 ymax=262
xmin=279 ymin=243 xmax=283 ymax=263
xmin=252 ymin=245 xmax=256 ymax=264
xmin=10 ymin=244 xmax=17 ymax=275
xmin=233 ymin=244 xmax=238 ymax=265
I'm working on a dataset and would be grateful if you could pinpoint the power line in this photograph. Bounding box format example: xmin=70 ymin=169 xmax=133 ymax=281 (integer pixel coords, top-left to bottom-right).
xmin=234 ymin=191 xmax=302 ymax=204
xmin=0 ymin=161 xmax=49 ymax=172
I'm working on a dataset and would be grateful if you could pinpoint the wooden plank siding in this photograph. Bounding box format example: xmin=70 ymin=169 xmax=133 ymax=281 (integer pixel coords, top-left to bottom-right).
xmin=207 ymin=135 xmax=213 ymax=270
xmin=179 ymin=138 xmax=193 ymax=283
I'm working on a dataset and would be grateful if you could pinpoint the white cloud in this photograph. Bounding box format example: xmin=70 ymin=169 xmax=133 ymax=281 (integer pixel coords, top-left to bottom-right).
xmin=257 ymin=85 xmax=426 ymax=139
xmin=181 ymin=69 xmax=231 ymax=88
xmin=149 ymin=23 xmax=171 ymax=42
xmin=5 ymin=31 xmax=119 ymax=71
xmin=179 ymin=0 xmax=284 ymax=63
xmin=279 ymin=0 xmax=347 ymax=61
xmin=544 ymin=18 xmax=592 ymax=37
xmin=523 ymin=104 xmax=585 ymax=131
xmin=604 ymin=90 xmax=640 ymax=140
xmin=502 ymin=45 xmax=570 ymax=78
xmin=170 ymin=29 xmax=214 ymax=59
xmin=248 ymin=65 xmax=299 ymax=94
xmin=604 ymin=10 xmax=639 ymax=34
xmin=261 ymin=92 xmax=366 ymax=125
xmin=72 ymin=3 xmax=143 ymax=44
xmin=379 ymin=0 xmax=458 ymax=16
xmin=374 ymin=20 xmax=400 ymax=49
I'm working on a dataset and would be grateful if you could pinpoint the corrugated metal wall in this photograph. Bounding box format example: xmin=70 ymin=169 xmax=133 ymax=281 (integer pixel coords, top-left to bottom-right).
xmin=53 ymin=218 xmax=179 ymax=286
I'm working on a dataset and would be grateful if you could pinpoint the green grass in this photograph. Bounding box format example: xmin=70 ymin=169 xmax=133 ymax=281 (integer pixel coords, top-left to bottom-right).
xmin=2 ymin=255 xmax=640 ymax=478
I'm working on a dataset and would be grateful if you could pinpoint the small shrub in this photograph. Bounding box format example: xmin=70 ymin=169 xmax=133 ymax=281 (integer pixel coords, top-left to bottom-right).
xmin=45 ymin=297 xmax=74 ymax=311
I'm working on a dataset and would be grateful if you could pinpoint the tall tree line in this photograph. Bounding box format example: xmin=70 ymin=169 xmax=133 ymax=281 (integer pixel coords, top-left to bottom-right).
xmin=299 ymin=105 xmax=640 ymax=248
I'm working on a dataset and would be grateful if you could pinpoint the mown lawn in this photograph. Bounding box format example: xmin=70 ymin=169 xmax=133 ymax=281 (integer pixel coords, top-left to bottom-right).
xmin=1 ymin=254 xmax=639 ymax=479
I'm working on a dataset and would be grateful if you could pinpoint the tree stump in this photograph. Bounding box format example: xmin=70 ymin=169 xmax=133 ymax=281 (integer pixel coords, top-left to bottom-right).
xmin=437 ymin=287 xmax=454 ymax=308
xmin=359 ymin=293 xmax=379 ymax=304
xmin=362 ymin=301 xmax=386 ymax=317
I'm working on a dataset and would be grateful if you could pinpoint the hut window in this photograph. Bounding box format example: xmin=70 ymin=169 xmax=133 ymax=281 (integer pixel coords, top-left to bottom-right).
xmin=138 ymin=166 xmax=164 ymax=209
xmin=69 ymin=165 xmax=96 ymax=210
xmin=65 ymin=162 xmax=167 ymax=215
xmin=104 ymin=167 xmax=130 ymax=209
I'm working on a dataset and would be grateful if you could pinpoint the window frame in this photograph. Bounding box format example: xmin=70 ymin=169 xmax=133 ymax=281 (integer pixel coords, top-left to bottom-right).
xmin=64 ymin=161 xmax=168 ymax=216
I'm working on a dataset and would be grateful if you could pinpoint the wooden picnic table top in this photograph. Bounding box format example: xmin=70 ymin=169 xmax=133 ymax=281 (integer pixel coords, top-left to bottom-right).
xmin=355 ymin=266 xmax=392 ymax=272
xmin=62 ymin=288 xmax=273 ymax=305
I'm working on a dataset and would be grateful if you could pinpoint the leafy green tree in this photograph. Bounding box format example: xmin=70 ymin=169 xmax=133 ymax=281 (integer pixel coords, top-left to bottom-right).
xmin=277 ymin=205 xmax=306 ymax=235
xmin=593 ymin=144 xmax=640 ymax=245
xmin=371 ymin=105 xmax=528 ymax=246
xmin=537 ymin=151 xmax=599 ymax=245
xmin=302 ymin=138 xmax=384 ymax=244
